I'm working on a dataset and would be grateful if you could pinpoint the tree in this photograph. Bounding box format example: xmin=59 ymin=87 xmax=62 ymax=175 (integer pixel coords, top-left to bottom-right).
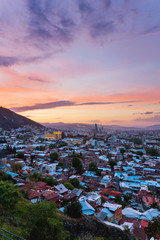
xmin=15 ymin=152 xmax=25 ymax=160
xmin=64 ymin=200 xmax=82 ymax=218
xmin=43 ymin=176 xmax=58 ymax=186
xmin=124 ymin=194 xmax=132 ymax=203
xmin=0 ymin=171 xmax=13 ymax=182
xmin=58 ymin=161 xmax=64 ymax=168
xmin=120 ymin=148 xmax=125 ymax=156
xmin=50 ymin=152 xmax=58 ymax=162
xmin=108 ymin=160 xmax=117 ymax=172
xmin=72 ymin=157 xmax=83 ymax=174
xmin=89 ymin=162 xmax=98 ymax=172
xmin=49 ymin=143 xmax=56 ymax=149
xmin=145 ymin=216 xmax=160 ymax=239
xmin=95 ymin=169 xmax=101 ymax=176
xmin=25 ymin=201 xmax=68 ymax=240
xmin=107 ymin=153 xmax=112 ymax=159
xmin=12 ymin=162 xmax=23 ymax=172
xmin=146 ymin=147 xmax=159 ymax=157
xmin=35 ymin=146 xmax=45 ymax=151
xmin=29 ymin=172 xmax=43 ymax=182
xmin=70 ymin=178 xmax=80 ymax=188
xmin=136 ymin=151 xmax=143 ymax=156
xmin=0 ymin=181 xmax=22 ymax=215
xmin=64 ymin=182 xmax=74 ymax=190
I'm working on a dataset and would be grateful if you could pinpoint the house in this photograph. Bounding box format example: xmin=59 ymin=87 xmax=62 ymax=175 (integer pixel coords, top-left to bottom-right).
xmin=87 ymin=192 xmax=101 ymax=207
xmin=63 ymin=193 xmax=77 ymax=202
xmin=28 ymin=189 xmax=41 ymax=203
xmin=121 ymin=222 xmax=134 ymax=234
xmin=79 ymin=199 xmax=95 ymax=216
xmin=54 ymin=184 xmax=68 ymax=195
xmin=95 ymin=208 xmax=114 ymax=222
xmin=103 ymin=202 xmax=122 ymax=222
xmin=71 ymin=188 xmax=83 ymax=197
xmin=122 ymin=207 xmax=160 ymax=222
xmin=35 ymin=181 xmax=50 ymax=191
xmin=43 ymin=190 xmax=61 ymax=203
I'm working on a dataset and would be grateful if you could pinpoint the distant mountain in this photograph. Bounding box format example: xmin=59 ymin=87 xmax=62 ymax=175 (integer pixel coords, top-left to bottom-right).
xmin=0 ymin=107 xmax=43 ymax=130
xmin=144 ymin=124 xmax=160 ymax=130
xmin=43 ymin=122 xmax=138 ymax=131
xmin=43 ymin=122 xmax=160 ymax=131
xmin=43 ymin=122 xmax=92 ymax=129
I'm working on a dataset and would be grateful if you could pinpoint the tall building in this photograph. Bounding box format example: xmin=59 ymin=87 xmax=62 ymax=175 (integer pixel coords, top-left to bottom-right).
xmin=95 ymin=123 xmax=98 ymax=134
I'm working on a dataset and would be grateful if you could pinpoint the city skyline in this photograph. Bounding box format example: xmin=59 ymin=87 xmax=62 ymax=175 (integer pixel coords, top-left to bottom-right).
xmin=0 ymin=0 xmax=160 ymax=126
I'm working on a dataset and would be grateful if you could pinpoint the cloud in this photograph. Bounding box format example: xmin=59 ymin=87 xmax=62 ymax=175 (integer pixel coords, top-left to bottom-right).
xmin=135 ymin=115 xmax=160 ymax=122
xmin=0 ymin=56 xmax=19 ymax=67
xmin=141 ymin=24 xmax=160 ymax=35
xmin=11 ymin=99 xmax=141 ymax=112
xmin=133 ymin=111 xmax=160 ymax=115
xmin=0 ymin=0 xmax=160 ymax=66
xmin=28 ymin=76 xmax=47 ymax=83
xmin=27 ymin=0 xmax=76 ymax=49
xmin=79 ymin=100 xmax=139 ymax=106
xmin=11 ymin=101 xmax=75 ymax=112
xmin=90 ymin=21 xmax=115 ymax=38
xmin=79 ymin=0 xmax=93 ymax=13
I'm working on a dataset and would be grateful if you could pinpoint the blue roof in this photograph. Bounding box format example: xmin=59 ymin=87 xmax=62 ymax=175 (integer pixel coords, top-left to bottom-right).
xmin=6 ymin=171 xmax=18 ymax=178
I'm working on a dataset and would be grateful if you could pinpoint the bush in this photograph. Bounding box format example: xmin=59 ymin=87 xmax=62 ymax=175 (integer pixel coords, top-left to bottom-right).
xmin=50 ymin=152 xmax=59 ymax=162
xmin=64 ymin=182 xmax=74 ymax=190
xmin=64 ymin=200 xmax=82 ymax=218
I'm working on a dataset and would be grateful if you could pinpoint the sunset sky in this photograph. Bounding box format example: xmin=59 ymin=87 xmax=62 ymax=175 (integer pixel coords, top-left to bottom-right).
xmin=0 ymin=0 xmax=160 ymax=126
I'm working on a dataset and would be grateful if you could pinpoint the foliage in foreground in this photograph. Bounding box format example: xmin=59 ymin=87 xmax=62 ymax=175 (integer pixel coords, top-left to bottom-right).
xmin=64 ymin=200 xmax=82 ymax=218
xmin=145 ymin=216 xmax=160 ymax=239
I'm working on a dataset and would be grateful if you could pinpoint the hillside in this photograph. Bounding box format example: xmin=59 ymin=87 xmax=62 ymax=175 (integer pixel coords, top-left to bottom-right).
xmin=0 ymin=107 xmax=43 ymax=130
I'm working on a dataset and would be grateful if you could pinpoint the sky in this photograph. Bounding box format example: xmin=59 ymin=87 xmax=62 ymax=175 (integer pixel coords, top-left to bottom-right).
xmin=0 ymin=0 xmax=160 ymax=127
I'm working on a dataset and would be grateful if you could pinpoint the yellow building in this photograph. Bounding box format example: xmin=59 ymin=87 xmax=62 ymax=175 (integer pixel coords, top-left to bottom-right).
xmin=45 ymin=131 xmax=62 ymax=140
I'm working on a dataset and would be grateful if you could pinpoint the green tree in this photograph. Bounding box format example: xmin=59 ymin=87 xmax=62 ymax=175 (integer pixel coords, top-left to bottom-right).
xmin=120 ymin=148 xmax=125 ymax=156
xmin=108 ymin=160 xmax=117 ymax=172
xmin=35 ymin=146 xmax=45 ymax=151
xmin=50 ymin=152 xmax=59 ymax=162
xmin=107 ymin=153 xmax=112 ymax=159
xmin=29 ymin=172 xmax=43 ymax=182
xmin=95 ymin=169 xmax=101 ymax=176
xmin=89 ymin=162 xmax=98 ymax=172
xmin=43 ymin=176 xmax=58 ymax=186
xmin=0 ymin=181 xmax=22 ymax=215
xmin=136 ymin=151 xmax=143 ymax=156
xmin=0 ymin=171 xmax=13 ymax=182
xmin=12 ymin=162 xmax=23 ymax=172
xmin=146 ymin=147 xmax=159 ymax=157
xmin=124 ymin=194 xmax=132 ymax=203
xmin=25 ymin=201 xmax=68 ymax=240
xmin=49 ymin=143 xmax=56 ymax=149
xmin=64 ymin=200 xmax=82 ymax=218
xmin=64 ymin=182 xmax=74 ymax=190
xmin=145 ymin=216 xmax=160 ymax=239
xmin=72 ymin=157 xmax=83 ymax=174
xmin=58 ymin=161 xmax=64 ymax=168
xmin=70 ymin=178 xmax=80 ymax=188
xmin=15 ymin=152 xmax=25 ymax=160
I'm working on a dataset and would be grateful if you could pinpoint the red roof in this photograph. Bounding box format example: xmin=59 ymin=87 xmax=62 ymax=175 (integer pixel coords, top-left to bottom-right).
xmin=28 ymin=190 xmax=41 ymax=200
xmin=43 ymin=190 xmax=60 ymax=201
xmin=63 ymin=193 xmax=76 ymax=201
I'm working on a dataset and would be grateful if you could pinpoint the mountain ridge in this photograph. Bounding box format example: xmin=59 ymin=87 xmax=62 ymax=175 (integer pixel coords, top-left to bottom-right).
xmin=43 ymin=122 xmax=160 ymax=130
xmin=0 ymin=107 xmax=43 ymax=130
